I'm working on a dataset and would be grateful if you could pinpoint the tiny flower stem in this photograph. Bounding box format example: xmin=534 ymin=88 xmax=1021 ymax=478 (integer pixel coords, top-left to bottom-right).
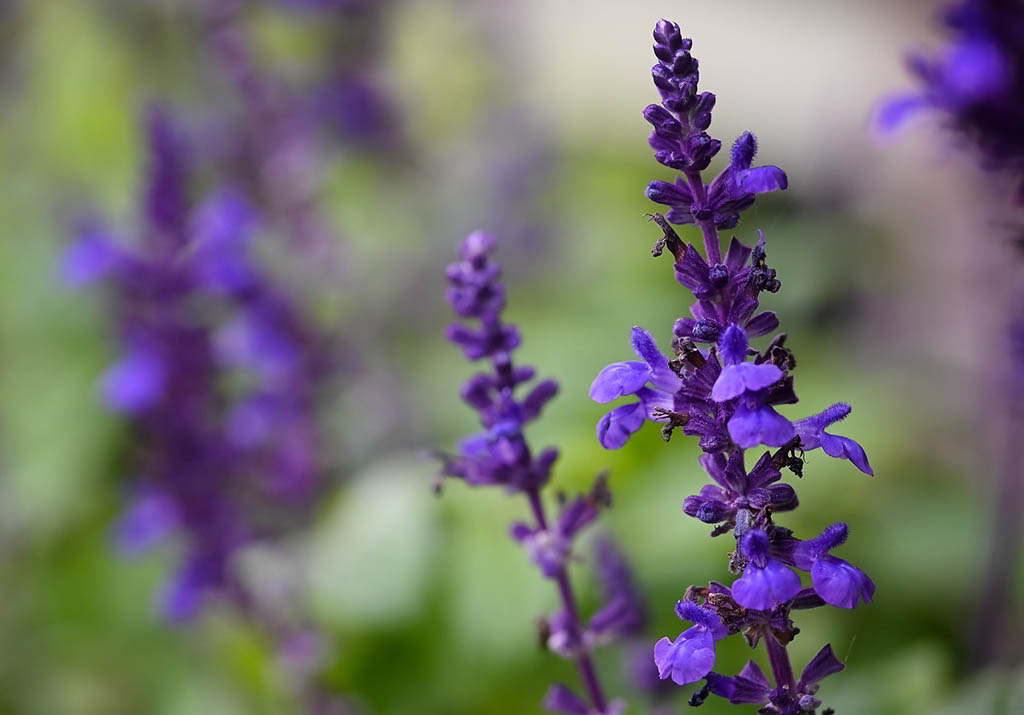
xmin=764 ymin=631 xmax=796 ymax=691
xmin=684 ymin=170 xmax=721 ymax=264
xmin=527 ymin=488 xmax=610 ymax=713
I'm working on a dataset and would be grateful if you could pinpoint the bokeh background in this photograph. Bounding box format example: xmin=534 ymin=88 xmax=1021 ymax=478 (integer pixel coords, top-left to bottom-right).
xmin=0 ymin=0 xmax=1021 ymax=714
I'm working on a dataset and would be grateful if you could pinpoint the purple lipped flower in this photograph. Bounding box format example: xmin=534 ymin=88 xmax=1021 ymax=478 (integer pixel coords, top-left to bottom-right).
xmin=794 ymin=403 xmax=874 ymax=475
xmin=653 ymin=601 xmax=727 ymax=685
xmin=793 ymin=523 xmax=876 ymax=609
xmin=730 ymin=530 xmax=801 ymax=611
xmin=711 ymin=325 xmax=783 ymax=401
xmin=590 ymin=327 xmax=680 ymax=449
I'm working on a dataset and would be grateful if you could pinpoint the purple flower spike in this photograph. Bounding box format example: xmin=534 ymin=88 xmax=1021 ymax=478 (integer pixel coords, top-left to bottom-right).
xmin=794 ymin=403 xmax=873 ymax=475
xmin=439 ymin=235 xmax=617 ymax=712
xmin=731 ymin=530 xmax=801 ymax=610
xmin=794 ymin=523 xmax=876 ymax=609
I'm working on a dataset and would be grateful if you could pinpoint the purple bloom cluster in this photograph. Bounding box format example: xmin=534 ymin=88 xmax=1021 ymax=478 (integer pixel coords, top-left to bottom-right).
xmin=590 ymin=20 xmax=875 ymax=713
xmin=63 ymin=107 xmax=330 ymax=621
xmin=882 ymin=0 xmax=1024 ymax=196
xmin=437 ymin=232 xmax=626 ymax=715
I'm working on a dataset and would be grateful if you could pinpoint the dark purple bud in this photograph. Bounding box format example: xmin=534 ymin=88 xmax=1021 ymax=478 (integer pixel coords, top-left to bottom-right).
xmin=671 ymin=50 xmax=695 ymax=77
xmin=708 ymin=263 xmax=729 ymax=288
xmin=653 ymin=19 xmax=683 ymax=50
xmin=652 ymin=64 xmax=676 ymax=92
xmin=693 ymin=318 xmax=722 ymax=342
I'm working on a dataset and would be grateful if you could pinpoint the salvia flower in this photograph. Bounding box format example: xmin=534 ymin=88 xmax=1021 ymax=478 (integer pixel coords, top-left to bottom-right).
xmin=436 ymin=233 xmax=625 ymax=715
xmin=653 ymin=601 xmax=727 ymax=685
xmin=64 ymin=108 xmax=330 ymax=621
xmin=589 ymin=20 xmax=875 ymax=713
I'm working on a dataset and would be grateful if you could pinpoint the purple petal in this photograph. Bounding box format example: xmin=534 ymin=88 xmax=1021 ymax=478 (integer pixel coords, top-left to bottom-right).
xmin=821 ymin=433 xmax=874 ymax=475
xmin=744 ymin=311 xmax=779 ymax=338
xmin=100 ymin=347 xmax=166 ymax=414
xmin=811 ymin=555 xmax=875 ymax=609
xmin=113 ymin=487 xmax=178 ymax=554
xmin=61 ymin=229 xmax=119 ymax=287
xmin=597 ymin=402 xmax=646 ymax=449
xmin=877 ymin=94 xmax=928 ymax=133
xmin=728 ymin=405 xmax=794 ymax=448
xmin=735 ymin=165 xmax=788 ymax=194
xmin=724 ymin=236 xmax=752 ymax=272
xmin=654 ymin=629 xmax=717 ymax=685
xmin=589 ymin=361 xmax=651 ymax=403
xmin=718 ymin=324 xmax=749 ymax=365
xmin=728 ymin=660 xmax=773 ymax=704
xmin=674 ymin=245 xmax=711 ymax=293
xmin=523 ymin=379 xmax=559 ymax=420
xmin=631 ymin=327 xmax=680 ymax=391
xmin=799 ymin=644 xmax=845 ymax=688
xmin=711 ymin=363 xmax=783 ymax=402
xmin=731 ymin=559 xmax=801 ymax=610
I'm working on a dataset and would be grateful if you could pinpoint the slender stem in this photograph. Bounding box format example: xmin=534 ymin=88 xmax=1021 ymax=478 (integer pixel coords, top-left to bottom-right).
xmin=684 ymin=170 xmax=720 ymax=264
xmin=764 ymin=632 xmax=795 ymax=691
xmin=527 ymin=488 xmax=610 ymax=713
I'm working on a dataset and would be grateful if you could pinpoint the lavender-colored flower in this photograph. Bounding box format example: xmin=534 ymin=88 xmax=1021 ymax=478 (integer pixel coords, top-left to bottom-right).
xmin=653 ymin=601 xmax=727 ymax=685
xmin=589 ymin=327 xmax=679 ymax=449
xmin=589 ymin=20 xmax=875 ymax=713
xmin=64 ymin=107 xmax=331 ymax=621
xmin=794 ymin=403 xmax=873 ymax=475
xmin=436 ymin=233 xmax=623 ymax=715
xmin=730 ymin=530 xmax=802 ymax=611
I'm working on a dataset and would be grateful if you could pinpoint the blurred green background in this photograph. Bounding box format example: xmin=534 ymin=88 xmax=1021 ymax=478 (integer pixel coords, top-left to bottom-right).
xmin=0 ymin=1 xmax=1021 ymax=714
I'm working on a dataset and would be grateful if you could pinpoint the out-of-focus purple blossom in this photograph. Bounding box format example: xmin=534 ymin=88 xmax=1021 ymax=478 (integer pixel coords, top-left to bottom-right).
xmin=64 ymin=107 xmax=332 ymax=621
xmin=881 ymin=0 xmax=1024 ymax=195
xmin=589 ymin=19 xmax=875 ymax=713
